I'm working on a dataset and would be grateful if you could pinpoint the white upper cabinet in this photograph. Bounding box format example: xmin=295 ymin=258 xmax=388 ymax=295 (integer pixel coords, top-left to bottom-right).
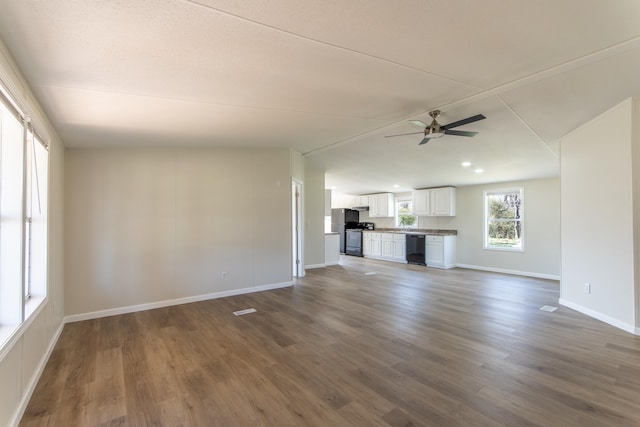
xmin=354 ymin=195 xmax=369 ymax=207
xmin=431 ymin=187 xmax=456 ymax=216
xmin=331 ymin=192 xmax=356 ymax=209
xmin=413 ymin=189 xmax=430 ymax=215
xmin=368 ymin=193 xmax=395 ymax=217
xmin=412 ymin=187 xmax=456 ymax=216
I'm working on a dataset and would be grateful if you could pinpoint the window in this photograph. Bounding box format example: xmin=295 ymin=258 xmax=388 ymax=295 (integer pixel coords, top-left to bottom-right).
xmin=0 ymin=84 xmax=48 ymax=347
xmin=396 ymin=199 xmax=416 ymax=228
xmin=484 ymin=188 xmax=523 ymax=251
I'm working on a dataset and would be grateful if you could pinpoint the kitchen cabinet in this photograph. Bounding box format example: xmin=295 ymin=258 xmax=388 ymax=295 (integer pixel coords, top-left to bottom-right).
xmin=363 ymin=232 xmax=372 ymax=256
xmin=324 ymin=233 xmax=340 ymax=266
xmin=354 ymin=195 xmax=370 ymax=207
xmin=413 ymin=189 xmax=430 ymax=215
xmin=425 ymin=235 xmax=456 ymax=269
xmin=331 ymin=192 xmax=355 ymax=209
xmin=390 ymin=233 xmax=406 ymax=261
xmin=363 ymin=232 xmax=381 ymax=257
xmin=371 ymin=235 xmax=382 ymax=257
xmin=413 ymin=187 xmax=456 ymax=216
xmin=365 ymin=232 xmax=406 ymax=263
xmin=431 ymin=187 xmax=456 ymax=216
xmin=368 ymin=193 xmax=395 ymax=217
xmin=381 ymin=236 xmax=394 ymax=258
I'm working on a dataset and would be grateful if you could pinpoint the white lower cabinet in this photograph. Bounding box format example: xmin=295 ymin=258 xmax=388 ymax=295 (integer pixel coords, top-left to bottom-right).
xmin=363 ymin=232 xmax=381 ymax=257
xmin=425 ymin=235 xmax=456 ymax=269
xmin=364 ymin=232 xmax=406 ymax=263
xmin=364 ymin=231 xmax=455 ymax=267
xmin=363 ymin=233 xmax=372 ymax=256
xmin=381 ymin=238 xmax=394 ymax=258
xmin=392 ymin=234 xmax=406 ymax=261
xmin=371 ymin=236 xmax=382 ymax=257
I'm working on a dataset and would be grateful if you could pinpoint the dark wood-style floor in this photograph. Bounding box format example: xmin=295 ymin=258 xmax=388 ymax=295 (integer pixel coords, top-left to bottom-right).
xmin=21 ymin=256 xmax=640 ymax=426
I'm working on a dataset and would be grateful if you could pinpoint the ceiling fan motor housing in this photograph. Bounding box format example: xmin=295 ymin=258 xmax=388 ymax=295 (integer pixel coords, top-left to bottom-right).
xmin=427 ymin=110 xmax=443 ymax=137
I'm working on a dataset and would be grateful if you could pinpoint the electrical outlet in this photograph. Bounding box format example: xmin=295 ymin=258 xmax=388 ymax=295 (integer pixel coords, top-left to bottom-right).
xmin=584 ymin=283 xmax=591 ymax=294
xmin=221 ymin=272 xmax=227 ymax=280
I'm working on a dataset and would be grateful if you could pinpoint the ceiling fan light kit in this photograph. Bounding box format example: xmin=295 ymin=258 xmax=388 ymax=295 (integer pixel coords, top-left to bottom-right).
xmin=386 ymin=109 xmax=486 ymax=146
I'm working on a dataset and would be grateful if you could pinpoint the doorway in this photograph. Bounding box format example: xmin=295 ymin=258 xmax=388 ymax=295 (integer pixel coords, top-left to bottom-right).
xmin=292 ymin=179 xmax=304 ymax=277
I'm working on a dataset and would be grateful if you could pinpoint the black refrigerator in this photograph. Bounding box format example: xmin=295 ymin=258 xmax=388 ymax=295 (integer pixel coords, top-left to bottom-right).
xmin=331 ymin=208 xmax=359 ymax=253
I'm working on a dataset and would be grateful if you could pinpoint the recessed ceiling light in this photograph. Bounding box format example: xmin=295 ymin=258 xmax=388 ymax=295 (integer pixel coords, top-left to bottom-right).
xmin=461 ymin=161 xmax=471 ymax=167
xmin=474 ymin=168 xmax=484 ymax=173
xmin=393 ymin=184 xmax=400 ymax=188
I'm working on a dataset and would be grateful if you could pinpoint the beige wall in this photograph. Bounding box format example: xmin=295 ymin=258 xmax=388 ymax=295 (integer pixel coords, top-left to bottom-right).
xmin=303 ymin=161 xmax=325 ymax=268
xmin=65 ymin=147 xmax=292 ymax=318
xmin=451 ymin=178 xmax=560 ymax=279
xmin=0 ymin=40 xmax=65 ymax=427
xmin=560 ymin=98 xmax=637 ymax=332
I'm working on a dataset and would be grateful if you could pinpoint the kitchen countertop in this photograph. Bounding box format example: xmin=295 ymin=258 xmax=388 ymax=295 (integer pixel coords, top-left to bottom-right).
xmin=363 ymin=228 xmax=457 ymax=236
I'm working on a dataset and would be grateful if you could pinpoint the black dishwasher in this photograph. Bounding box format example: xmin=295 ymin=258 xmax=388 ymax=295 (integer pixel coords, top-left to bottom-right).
xmin=406 ymin=234 xmax=426 ymax=265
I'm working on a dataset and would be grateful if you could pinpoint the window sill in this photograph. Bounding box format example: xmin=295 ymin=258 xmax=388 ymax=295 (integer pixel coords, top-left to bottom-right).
xmin=0 ymin=324 xmax=19 ymax=361
xmin=0 ymin=296 xmax=47 ymax=363
xmin=483 ymin=246 xmax=524 ymax=253
xmin=25 ymin=295 xmax=46 ymax=319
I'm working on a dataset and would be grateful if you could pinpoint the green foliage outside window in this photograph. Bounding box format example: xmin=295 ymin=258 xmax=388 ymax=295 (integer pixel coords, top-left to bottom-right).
xmin=397 ymin=201 xmax=416 ymax=228
xmin=486 ymin=191 xmax=522 ymax=248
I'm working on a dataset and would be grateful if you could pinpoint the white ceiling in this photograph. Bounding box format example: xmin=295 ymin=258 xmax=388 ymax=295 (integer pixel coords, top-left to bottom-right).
xmin=1 ymin=0 xmax=640 ymax=194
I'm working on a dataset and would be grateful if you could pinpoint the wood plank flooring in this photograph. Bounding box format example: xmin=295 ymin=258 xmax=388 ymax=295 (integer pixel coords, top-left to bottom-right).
xmin=20 ymin=257 xmax=640 ymax=426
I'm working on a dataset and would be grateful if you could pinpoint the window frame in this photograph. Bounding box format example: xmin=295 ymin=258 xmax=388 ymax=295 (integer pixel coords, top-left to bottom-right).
xmin=483 ymin=187 xmax=524 ymax=252
xmin=0 ymin=82 xmax=49 ymax=352
xmin=395 ymin=197 xmax=417 ymax=228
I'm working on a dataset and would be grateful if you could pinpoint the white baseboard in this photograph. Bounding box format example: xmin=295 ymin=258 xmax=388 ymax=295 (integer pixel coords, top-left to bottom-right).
xmin=324 ymin=261 xmax=339 ymax=266
xmin=456 ymin=263 xmax=560 ymax=280
xmin=304 ymin=263 xmax=326 ymax=270
xmin=558 ymin=298 xmax=638 ymax=335
xmin=11 ymin=322 xmax=64 ymax=427
xmin=64 ymin=281 xmax=293 ymax=323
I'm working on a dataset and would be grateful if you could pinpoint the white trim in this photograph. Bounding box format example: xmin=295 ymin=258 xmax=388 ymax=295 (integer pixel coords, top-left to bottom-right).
xmin=10 ymin=322 xmax=64 ymax=427
xmin=304 ymin=263 xmax=326 ymax=270
xmin=558 ymin=298 xmax=638 ymax=335
xmin=324 ymin=261 xmax=339 ymax=266
xmin=0 ymin=296 xmax=48 ymax=363
xmin=483 ymin=187 xmax=524 ymax=251
xmin=456 ymin=263 xmax=560 ymax=280
xmin=64 ymin=282 xmax=293 ymax=323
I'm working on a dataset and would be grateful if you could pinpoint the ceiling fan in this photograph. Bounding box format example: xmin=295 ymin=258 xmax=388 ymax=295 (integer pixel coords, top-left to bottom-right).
xmin=385 ymin=110 xmax=486 ymax=145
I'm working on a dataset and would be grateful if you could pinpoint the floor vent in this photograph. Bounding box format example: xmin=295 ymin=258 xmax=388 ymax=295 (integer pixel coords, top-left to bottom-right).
xmin=233 ymin=308 xmax=257 ymax=316
xmin=539 ymin=305 xmax=557 ymax=312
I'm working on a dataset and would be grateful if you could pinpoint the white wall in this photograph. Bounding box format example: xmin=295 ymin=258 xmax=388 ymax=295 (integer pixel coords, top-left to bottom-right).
xmin=65 ymin=147 xmax=292 ymax=318
xmin=0 ymin=39 xmax=65 ymax=427
xmin=452 ymin=178 xmax=560 ymax=279
xmin=560 ymin=98 xmax=638 ymax=332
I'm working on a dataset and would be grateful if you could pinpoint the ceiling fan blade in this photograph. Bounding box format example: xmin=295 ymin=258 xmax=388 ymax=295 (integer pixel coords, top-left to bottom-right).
xmin=442 ymin=114 xmax=486 ymax=130
xmin=409 ymin=120 xmax=427 ymax=128
xmin=385 ymin=131 xmax=424 ymax=138
xmin=444 ymin=129 xmax=479 ymax=137
xmin=418 ymin=137 xmax=431 ymax=145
